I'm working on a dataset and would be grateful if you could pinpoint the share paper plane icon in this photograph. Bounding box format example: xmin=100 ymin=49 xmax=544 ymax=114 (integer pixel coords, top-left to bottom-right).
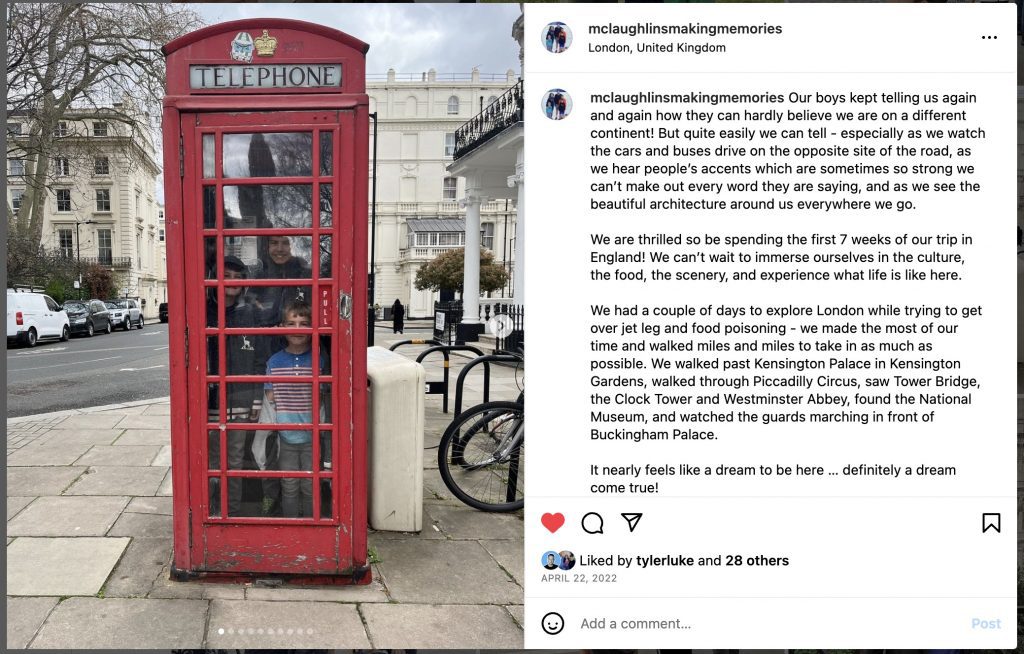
xmin=621 ymin=513 xmax=643 ymax=533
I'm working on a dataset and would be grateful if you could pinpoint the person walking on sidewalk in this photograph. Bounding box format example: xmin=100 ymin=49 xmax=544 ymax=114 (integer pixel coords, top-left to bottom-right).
xmin=391 ymin=299 xmax=405 ymax=334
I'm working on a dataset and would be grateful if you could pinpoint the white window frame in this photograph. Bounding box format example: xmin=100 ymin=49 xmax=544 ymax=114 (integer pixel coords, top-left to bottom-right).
xmin=54 ymin=156 xmax=70 ymax=176
xmin=11 ymin=189 xmax=24 ymax=212
xmin=95 ymin=188 xmax=111 ymax=212
xmin=481 ymin=222 xmax=495 ymax=250
xmin=444 ymin=133 xmax=456 ymax=158
xmin=58 ymin=228 xmax=74 ymax=258
xmin=56 ymin=189 xmax=72 ymax=212
xmin=447 ymin=95 xmax=459 ymax=115
xmin=55 ymin=121 xmax=69 ymax=137
xmin=92 ymin=121 xmax=108 ymax=137
xmin=94 ymin=156 xmax=109 ymax=175
xmin=442 ymin=176 xmax=457 ymax=201
xmin=9 ymin=158 xmax=26 ymax=176
xmin=97 ymin=229 xmax=113 ymax=265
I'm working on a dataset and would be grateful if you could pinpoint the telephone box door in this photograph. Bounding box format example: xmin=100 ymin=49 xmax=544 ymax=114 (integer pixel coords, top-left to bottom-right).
xmin=180 ymin=109 xmax=362 ymax=575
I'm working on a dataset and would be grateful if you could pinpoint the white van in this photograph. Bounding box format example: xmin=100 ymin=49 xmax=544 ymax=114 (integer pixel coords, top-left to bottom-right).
xmin=6 ymin=290 xmax=70 ymax=347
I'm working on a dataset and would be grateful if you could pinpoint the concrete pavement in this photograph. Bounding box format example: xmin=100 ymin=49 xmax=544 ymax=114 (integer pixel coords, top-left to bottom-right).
xmin=6 ymin=332 xmax=526 ymax=649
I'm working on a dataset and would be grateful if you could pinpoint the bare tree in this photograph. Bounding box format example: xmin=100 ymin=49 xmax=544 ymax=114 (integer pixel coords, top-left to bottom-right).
xmin=6 ymin=2 xmax=200 ymax=244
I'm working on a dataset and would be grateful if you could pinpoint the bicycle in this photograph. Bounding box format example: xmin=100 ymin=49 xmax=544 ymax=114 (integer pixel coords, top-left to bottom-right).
xmin=437 ymin=396 xmax=523 ymax=512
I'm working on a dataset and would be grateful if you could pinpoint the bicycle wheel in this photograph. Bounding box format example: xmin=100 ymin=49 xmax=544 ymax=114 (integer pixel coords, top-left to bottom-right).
xmin=438 ymin=400 xmax=524 ymax=512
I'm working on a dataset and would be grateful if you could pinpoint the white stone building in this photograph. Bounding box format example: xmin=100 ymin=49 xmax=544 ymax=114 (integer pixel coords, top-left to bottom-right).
xmin=6 ymin=110 xmax=166 ymax=317
xmin=366 ymin=68 xmax=519 ymax=318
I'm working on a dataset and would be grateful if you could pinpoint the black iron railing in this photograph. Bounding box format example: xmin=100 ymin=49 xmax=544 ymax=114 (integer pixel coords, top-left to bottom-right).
xmin=432 ymin=299 xmax=523 ymax=353
xmin=452 ymin=80 xmax=523 ymax=160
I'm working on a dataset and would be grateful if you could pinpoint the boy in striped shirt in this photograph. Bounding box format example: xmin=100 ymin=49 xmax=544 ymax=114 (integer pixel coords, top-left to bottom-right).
xmin=265 ymin=301 xmax=323 ymax=518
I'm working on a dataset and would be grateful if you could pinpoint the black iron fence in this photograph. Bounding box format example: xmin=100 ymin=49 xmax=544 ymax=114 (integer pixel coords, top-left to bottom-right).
xmin=432 ymin=299 xmax=523 ymax=353
xmin=452 ymin=79 xmax=523 ymax=160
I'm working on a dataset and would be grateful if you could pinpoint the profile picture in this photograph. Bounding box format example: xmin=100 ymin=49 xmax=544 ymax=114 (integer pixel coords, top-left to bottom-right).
xmin=543 ymin=22 xmax=572 ymax=53
xmin=542 ymin=89 xmax=572 ymax=121
xmin=558 ymin=550 xmax=576 ymax=571
xmin=541 ymin=550 xmax=561 ymax=570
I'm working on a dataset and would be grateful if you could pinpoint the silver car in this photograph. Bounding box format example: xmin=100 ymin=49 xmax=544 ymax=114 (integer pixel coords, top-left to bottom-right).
xmin=104 ymin=299 xmax=144 ymax=330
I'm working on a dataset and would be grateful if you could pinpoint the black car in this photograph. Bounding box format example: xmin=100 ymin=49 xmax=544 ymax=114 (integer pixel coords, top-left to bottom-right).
xmin=64 ymin=299 xmax=112 ymax=337
xmin=159 ymin=302 xmax=169 ymax=323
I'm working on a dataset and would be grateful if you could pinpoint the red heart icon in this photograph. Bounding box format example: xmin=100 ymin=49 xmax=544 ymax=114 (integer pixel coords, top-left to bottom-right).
xmin=541 ymin=512 xmax=565 ymax=533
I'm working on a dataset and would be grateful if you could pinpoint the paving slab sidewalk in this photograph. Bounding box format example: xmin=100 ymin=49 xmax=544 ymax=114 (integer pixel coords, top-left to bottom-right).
xmin=6 ymin=332 xmax=525 ymax=649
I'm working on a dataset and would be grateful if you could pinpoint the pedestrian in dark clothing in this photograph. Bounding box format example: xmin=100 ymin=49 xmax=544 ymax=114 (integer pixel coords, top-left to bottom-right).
xmin=392 ymin=299 xmax=405 ymax=334
xmin=252 ymin=235 xmax=312 ymax=328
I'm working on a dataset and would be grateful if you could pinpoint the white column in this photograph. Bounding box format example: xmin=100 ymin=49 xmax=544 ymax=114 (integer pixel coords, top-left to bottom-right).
xmin=460 ymin=187 xmax=483 ymax=325
xmin=509 ymin=148 xmax=525 ymax=306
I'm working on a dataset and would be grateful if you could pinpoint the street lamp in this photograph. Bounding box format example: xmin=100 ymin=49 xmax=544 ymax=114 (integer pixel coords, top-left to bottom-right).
xmin=75 ymin=219 xmax=97 ymax=299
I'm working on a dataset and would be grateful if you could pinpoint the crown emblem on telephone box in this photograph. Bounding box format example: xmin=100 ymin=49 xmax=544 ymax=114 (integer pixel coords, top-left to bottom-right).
xmin=254 ymin=29 xmax=278 ymax=57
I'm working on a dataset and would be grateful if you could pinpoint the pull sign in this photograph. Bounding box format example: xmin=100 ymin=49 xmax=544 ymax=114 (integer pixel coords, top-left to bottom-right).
xmin=338 ymin=291 xmax=352 ymax=321
xmin=320 ymin=288 xmax=334 ymax=328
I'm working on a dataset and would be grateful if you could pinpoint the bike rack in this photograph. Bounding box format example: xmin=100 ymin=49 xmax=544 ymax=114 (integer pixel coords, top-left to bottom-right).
xmin=414 ymin=345 xmax=486 ymax=413
xmin=388 ymin=338 xmax=442 ymax=352
xmin=452 ymin=353 xmax=522 ymax=418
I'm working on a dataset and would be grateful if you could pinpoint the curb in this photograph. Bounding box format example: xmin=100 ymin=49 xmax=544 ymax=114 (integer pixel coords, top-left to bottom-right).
xmin=7 ymin=396 xmax=171 ymax=425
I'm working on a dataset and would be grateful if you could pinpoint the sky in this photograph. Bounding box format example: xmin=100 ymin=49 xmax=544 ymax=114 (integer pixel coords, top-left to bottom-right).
xmin=194 ymin=3 xmax=522 ymax=77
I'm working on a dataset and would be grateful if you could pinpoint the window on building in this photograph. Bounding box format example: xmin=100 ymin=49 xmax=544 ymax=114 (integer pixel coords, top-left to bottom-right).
xmin=6 ymin=123 xmax=22 ymax=136
xmin=96 ymin=188 xmax=111 ymax=212
xmin=92 ymin=121 xmax=108 ymax=137
xmin=159 ymin=228 xmax=165 ymax=242
xmin=56 ymin=189 xmax=71 ymax=212
xmin=445 ymin=133 xmax=456 ymax=158
xmin=58 ymin=228 xmax=74 ymax=258
xmin=9 ymin=158 xmax=26 ymax=176
xmin=442 ymin=177 xmax=457 ymax=201
xmin=135 ymin=191 xmax=141 ymax=218
xmin=54 ymin=157 xmax=70 ymax=176
xmin=481 ymin=222 xmax=494 ymax=250
xmin=94 ymin=156 xmax=109 ymax=175
xmin=438 ymin=232 xmax=463 ymax=246
xmin=487 ymin=95 xmax=498 ymax=107
xmin=11 ymin=189 xmax=24 ymax=212
xmin=55 ymin=121 xmax=69 ymax=137
xmin=447 ymin=95 xmax=459 ymax=115
xmin=136 ymin=231 xmax=143 ymax=270
xmin=98 ymin=229 xmax=112 ymax=265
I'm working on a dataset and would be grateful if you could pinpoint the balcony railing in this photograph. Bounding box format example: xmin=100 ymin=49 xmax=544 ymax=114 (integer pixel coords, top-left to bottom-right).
xmin=453 ymin=79 xmax=523 ymax=160
xmin=399 ymin=246 xmax=462 ymax=262
xmin=79 ymin=255 xmax=132 ymax=268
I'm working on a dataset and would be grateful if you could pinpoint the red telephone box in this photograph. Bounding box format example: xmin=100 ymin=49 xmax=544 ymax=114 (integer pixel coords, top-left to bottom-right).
xmin=162 ymin=19 xmax=369 ymax=581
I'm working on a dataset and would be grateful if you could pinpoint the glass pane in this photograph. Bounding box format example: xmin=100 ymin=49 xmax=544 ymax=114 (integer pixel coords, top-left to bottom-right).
xmin=252 ymin=283 xmax=313 ymax=327
xmin=208 ymin=477 xmax=221 ymax=518
xmin=318 ymin=235 xmax=332 ymax=278
xmin=202 ymin=134 xmax=215 ymax=178
xmin=204 ymin=237 xmax=217 ymax=280
xmin=319 ymin=184 xmax=333 ymax=227
xmin=319 ymin=476 xmax=333 ymax=519
xmin=207 ymin=335 xmax=266 ymax=375
xmin=223 ymin=132 xmax=313 ymax=178
xmin=319 ymin=132 xmax=332 ymax=176
xmin=223 ymin=185 xmax=313 ymax=229
xmin=279 ymin=474 xmax=313 ymax=518
xmin=202 ymin=186 xmax=217 ymax=229
xmin=318 ymin=427 xmax=332 ymax=473
xmin=206 ymin=382 xmax=220 ymax=422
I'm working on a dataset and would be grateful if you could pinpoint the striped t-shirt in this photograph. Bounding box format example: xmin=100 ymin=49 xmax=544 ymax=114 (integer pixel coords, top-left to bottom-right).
xmin=265 ymin=348 xmax=322 ymax=444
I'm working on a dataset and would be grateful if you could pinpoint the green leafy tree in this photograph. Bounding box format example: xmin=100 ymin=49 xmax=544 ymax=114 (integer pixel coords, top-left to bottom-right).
xmin=414 ymin=248 xmax=509 ymax=298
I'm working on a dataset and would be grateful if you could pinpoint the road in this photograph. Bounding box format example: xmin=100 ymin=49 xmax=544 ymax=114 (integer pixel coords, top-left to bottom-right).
xmin=7 ymin=322 xmax=434 ymax=418
xmin=7 ymin=321 xmax=171 ymax=417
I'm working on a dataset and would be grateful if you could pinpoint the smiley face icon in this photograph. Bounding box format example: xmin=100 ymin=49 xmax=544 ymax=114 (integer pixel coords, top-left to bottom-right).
xmin=541 ymin=611 xmax=565 ymax=635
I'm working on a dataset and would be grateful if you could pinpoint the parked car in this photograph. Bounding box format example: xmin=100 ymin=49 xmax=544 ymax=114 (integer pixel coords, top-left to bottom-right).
xmin=64 ymin=299 xmax=113 ymax=337
xmin=105 ymin=298 xmax=144 ymax=330
xmin=159 ymin=302 xmax=169 ymax=323
xmin=6 ymin=289 xmax=70 ymax=346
